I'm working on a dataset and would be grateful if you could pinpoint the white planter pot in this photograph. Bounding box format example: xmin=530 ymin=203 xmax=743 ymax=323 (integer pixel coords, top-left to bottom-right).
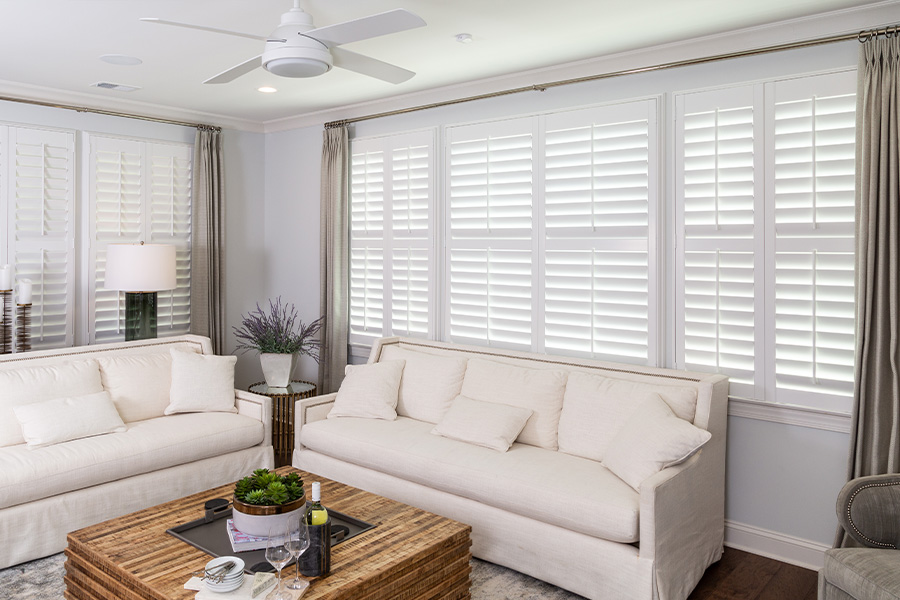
xmin=259 ymin=353 xmax=298 ymax=388
xmin=232 ymin=497 xmax=306 ymax=538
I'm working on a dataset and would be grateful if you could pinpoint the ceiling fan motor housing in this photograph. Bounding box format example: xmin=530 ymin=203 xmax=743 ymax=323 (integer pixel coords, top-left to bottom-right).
xmin=262 ymin=5 xmax=333 ymax=78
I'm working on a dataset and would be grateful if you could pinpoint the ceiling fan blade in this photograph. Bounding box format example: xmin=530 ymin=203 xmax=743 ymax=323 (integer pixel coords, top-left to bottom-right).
xmin=331 ymin=47 xmax=415 ymax=84
xmin=204 ymin=55 xmax=263 ymax=84
xmin=306 ymin=9 xmax=426 ymax=48
xmin=140 ymin=18 xmax=268 ymax=42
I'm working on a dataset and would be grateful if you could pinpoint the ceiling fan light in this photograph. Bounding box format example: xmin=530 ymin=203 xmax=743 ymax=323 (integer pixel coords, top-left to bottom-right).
xmin=264 ymin=57 xmax=330 ymax=78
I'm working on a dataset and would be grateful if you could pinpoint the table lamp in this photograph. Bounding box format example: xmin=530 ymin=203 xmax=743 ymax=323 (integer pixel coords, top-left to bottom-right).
xmin=105 ymin=243 xmax=177 ymax=341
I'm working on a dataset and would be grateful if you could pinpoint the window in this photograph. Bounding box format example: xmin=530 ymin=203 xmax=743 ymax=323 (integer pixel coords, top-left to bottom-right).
xmin=675 ymin=70 xmax=856 ymax=411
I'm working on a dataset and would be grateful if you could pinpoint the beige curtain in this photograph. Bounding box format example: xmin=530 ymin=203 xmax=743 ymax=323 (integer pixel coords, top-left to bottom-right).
xmin=190 ymin=126 xmax=225 ymax=354
xmin=840 ymin=35 xmax=900 ymax=546
xmin=318 ymin=126 xmax=350 ymax=393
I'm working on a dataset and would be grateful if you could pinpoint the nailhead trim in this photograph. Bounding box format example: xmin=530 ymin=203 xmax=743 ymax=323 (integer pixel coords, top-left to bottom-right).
xmin=845 ymin=480 xmax=900 ymax=548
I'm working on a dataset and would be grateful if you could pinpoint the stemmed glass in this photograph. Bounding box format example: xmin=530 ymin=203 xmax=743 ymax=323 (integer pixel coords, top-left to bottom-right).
xmin=284 ymin=512 xmax=311 ymax=591
xmin=265 ymin=524 xmax=293 ymax=600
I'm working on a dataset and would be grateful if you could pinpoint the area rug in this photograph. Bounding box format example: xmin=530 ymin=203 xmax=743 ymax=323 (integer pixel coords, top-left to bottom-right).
xmin=0 ymin=553 xmax=586 ymax=599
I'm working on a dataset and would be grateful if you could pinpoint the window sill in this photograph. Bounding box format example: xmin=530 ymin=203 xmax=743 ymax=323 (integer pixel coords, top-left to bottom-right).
xmin=728 ymin=397 xmax=851 ymax=434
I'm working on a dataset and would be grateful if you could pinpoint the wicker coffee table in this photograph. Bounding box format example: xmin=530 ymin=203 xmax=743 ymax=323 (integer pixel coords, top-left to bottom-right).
xmin=63 ymin=467 xmax=472 ymax=600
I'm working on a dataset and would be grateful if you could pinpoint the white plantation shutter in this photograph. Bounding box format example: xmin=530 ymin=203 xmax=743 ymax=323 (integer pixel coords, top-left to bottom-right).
xmin=5 ymin=126 xmax=75 ymax=349
xmin=543 ymin=101 xmax=657 ymax=364
xmin=349 ymin=131 xmax=434 ymax=345
xmin=148 ymin=143 xmax=192 ymax=335
xmin=88 ymin=134 xmax=192 ymax=343
xmin=676 ymin=86 xmax=763 ymax=399
xmin=446 ymin=118 xmax=534 ymax=349
xmin=768 ymin=71 xmax=856 ymax=410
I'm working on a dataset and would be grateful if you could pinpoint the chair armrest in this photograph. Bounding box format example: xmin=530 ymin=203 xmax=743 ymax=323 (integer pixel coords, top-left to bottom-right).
xmin=235 ymin=389 xmax=273 ymax=448
xmin=293 ymin=393 xmax=337 ymax=454
xmin=837 ymin=473 xmax=900 ymax=549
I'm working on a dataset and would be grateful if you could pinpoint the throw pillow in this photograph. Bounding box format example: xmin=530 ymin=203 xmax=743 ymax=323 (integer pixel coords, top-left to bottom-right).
xmin=164 ymin=349 xmax=237 ymax=415
xmin=13 ymin=390 xmax=126 ymax=448
xmin=459 ymin=358 xmax=568 ymax=450
xmin=379 ymin=345 xmax=468 ymax=423
xmin=327 ymin=360 xmax=405 ymax=420
xmin=602 ymin=394 xmax=712 ymax=491
xmin=0 ymin=359 xmax=104 ymax=447
xmin=431 ymin=395 xmax=533 ymax=452
xmin=98 ymin=352 xmax=186 ymax=422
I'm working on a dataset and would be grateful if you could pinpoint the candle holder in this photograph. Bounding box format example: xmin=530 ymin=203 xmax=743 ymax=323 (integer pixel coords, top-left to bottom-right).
xmin=0 ymin=289 xmax=11 ymax=355
xmin=16 ymin=303 xmax=31 ymax=353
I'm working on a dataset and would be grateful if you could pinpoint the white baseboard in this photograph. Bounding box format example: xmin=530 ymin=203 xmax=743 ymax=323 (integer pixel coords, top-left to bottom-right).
xmin=724 ymin=520 xmax=831 ymax=571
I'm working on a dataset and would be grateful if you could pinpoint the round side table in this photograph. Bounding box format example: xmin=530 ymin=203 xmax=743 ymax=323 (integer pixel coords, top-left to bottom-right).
xmin=249 ymin=380 xmax=317 ymax=467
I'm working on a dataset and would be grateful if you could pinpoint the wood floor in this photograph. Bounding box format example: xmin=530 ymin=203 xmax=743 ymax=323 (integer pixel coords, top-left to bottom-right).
xmin=688 ymin=547 xmax=818 ymax=600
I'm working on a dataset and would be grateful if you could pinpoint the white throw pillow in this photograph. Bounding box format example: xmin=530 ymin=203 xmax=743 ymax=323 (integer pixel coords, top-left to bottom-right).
xmin=602 ymin=394 xmax=712 ymax=491
xmin=13 ymin=390 xmax=126 ymax=449
xmin=98 ymin=352 xmax=184 ymax=422
xmin=0 ymin=359 xmax=104 ymax=447
xmin=379 ymin=345 xmax=468 ymax=423
xmin=557 ymin=371 xmax=700 ymax=462
xmin=164 ymin=349 xmax=237 ymax=415
xmin=328 ymin=360 xmax=405 ymax=420
xmin=431 ymin=395 xmax=533 ymax=452
xmin=460 ymin=358 xmax=567 ymax=450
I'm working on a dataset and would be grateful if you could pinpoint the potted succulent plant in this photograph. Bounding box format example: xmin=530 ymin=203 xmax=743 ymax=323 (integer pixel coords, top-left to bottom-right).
xmin=231 ymin=468 xmax=306 ymax=537
xmin=233 ymin=297 xmax=324 ymax=387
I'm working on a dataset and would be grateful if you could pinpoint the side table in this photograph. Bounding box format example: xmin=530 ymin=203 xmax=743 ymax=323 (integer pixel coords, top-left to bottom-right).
xmin=248 ymin=380 xmax=317 ymax=467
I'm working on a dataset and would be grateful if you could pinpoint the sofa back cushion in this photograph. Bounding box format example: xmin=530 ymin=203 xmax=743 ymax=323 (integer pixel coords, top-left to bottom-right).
xmin=379 ymin=345 xmax=468 ymax=424
xmin=0 ymin=359 xmax=104 ymax=447
xmin=98 ymin=352 xmax=184 ymax=423
xmin=557 ymin=371 xmax=700 ymax=462
xmin=460 ymin=358 xmax=567 ymax=450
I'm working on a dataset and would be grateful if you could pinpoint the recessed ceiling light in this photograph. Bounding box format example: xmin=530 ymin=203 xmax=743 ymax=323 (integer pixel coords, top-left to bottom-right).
xmin=99 ymin=54 xmax=143 ymax=66
xmin=455 ymin=33 xmax=473 ymax=44
xmin=258 ymin=86 xmax=278 ymax=93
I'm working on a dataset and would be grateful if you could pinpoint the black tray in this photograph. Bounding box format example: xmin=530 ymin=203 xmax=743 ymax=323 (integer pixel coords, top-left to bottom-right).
xmin=166 ymin=501 xmax=374 ymax=574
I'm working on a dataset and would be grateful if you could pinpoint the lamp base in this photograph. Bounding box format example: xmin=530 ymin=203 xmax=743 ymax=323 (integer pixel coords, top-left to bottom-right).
xmin=124 ymin=292 xmax=158 ymax=341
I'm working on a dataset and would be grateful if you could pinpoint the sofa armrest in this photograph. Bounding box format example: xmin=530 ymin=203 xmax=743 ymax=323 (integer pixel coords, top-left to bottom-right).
xmin=293 ymin=393 xmax=336 ymax=453
xmin=837 ymin=473 xmax=900 ymax=549
xmin=235 ymin=390 xmax=273 ymax=448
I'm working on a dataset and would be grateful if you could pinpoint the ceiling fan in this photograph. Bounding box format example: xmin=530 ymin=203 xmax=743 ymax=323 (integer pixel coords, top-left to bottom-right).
xmin=140 ymin=1 xmax=426 ymax=84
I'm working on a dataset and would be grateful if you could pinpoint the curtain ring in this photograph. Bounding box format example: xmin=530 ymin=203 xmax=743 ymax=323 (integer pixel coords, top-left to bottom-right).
xmin=858 ymin=30 xmax=871 ymax=43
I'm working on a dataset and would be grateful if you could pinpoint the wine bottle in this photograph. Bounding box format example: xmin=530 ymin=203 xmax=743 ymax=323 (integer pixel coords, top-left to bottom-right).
xmin=306 ymin=482 xmax=329 ymax=525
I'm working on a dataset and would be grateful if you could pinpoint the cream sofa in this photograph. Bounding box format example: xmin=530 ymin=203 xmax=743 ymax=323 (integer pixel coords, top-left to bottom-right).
xmin=294 ymin=337 xmax=729 ymax=600
xmin=0 ymin=334 xmax=274 ymax=569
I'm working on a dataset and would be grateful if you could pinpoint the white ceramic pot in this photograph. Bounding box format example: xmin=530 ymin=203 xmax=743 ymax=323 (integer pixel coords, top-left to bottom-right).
xmin=232 ymin=496 xmax=306 ymax=538
xmin=259 ymin=353 xmax=298 ymax=388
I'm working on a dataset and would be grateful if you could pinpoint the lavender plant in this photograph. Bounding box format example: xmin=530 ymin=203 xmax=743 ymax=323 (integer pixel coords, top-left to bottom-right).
xmin=233 ymin=297 xmax=323 ymax=360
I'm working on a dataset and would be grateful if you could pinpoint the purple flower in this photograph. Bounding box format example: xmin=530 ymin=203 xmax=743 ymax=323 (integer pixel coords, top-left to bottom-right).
xmin=232 ymin=297 xmax=323 ymax=361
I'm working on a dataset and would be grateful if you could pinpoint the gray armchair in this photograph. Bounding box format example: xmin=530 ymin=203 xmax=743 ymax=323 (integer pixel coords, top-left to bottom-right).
xmin=820 ymin=474 xmax=900 ymax=599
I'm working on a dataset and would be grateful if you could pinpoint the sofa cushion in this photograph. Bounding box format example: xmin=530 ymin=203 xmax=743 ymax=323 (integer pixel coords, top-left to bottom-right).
xmin=460 ymin=358 xmax=568 ymax=450
xmin=328 ymin=360 xmax=405 ymax=421
xmin=602 ymin=394 xmax=711 ymax=491
xmin=13 ymin=391 xmax=126 ymax=448
xmin=0 ymin=360 xmax=103 ymax=448
xmin=0 ymin=412 xmax=264 ymax=509
xmin=98 ymin=353 xmax=177 ymax=423
xmin=300 ymin=416 xmax=641 ymax=543
xmin=379 ymin=345 xmax=468 ymax=423
xmin=557 ymin=371 xmax=700 ymax=462
xmin=432 ymin=395 xmax=532 ymax=452
xmin=165 ymin=350 xmax=238 ymax=415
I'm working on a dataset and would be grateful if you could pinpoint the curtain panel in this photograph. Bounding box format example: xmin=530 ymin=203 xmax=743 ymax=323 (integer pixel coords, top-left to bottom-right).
xmin=841 ymin=35 xmax=900 ymax=548
xmin=319 ymin=126 xmax=350 ymax=393
xmin=190 ymin=126 xmax=225 ymax=354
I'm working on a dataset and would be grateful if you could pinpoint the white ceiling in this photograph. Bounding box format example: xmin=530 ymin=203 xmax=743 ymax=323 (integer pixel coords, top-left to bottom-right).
xmin=0 ymin=0 xmax=890 ymax=128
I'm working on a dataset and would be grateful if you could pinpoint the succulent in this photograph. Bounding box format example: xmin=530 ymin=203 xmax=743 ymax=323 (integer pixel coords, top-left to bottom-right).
xmin=234 ymin=469 xmax=305 ymax=506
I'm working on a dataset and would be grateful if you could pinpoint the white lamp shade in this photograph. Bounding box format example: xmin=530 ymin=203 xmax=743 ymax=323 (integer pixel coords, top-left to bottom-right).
xmin=105 ymin=244 xmax=177 ymax=292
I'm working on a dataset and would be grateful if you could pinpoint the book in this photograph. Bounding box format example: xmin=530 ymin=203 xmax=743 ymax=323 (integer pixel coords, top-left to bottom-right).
xmin=226 ymin=519 xmax=268 ymax=552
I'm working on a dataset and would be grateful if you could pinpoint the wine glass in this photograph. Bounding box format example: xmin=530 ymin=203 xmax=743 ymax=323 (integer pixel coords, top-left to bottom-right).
xmin=284 ymin=512 xmax=311 ymax=591
xmin=265 ymin=524 xmax=293 ymax=600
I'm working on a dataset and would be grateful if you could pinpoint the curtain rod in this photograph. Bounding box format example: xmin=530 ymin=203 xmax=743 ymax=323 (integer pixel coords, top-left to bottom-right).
xmin=0 ymin=93 xmax=220 ymax=131
xmin=324 ymin=23 xmax=898 ymax=129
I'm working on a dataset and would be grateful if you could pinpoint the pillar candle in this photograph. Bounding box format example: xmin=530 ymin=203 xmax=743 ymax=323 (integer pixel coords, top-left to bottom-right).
xmin=0 ymin=265 xmax=9 ymax=290
xmin=18 ymin=279 xmax=32 ymax=304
